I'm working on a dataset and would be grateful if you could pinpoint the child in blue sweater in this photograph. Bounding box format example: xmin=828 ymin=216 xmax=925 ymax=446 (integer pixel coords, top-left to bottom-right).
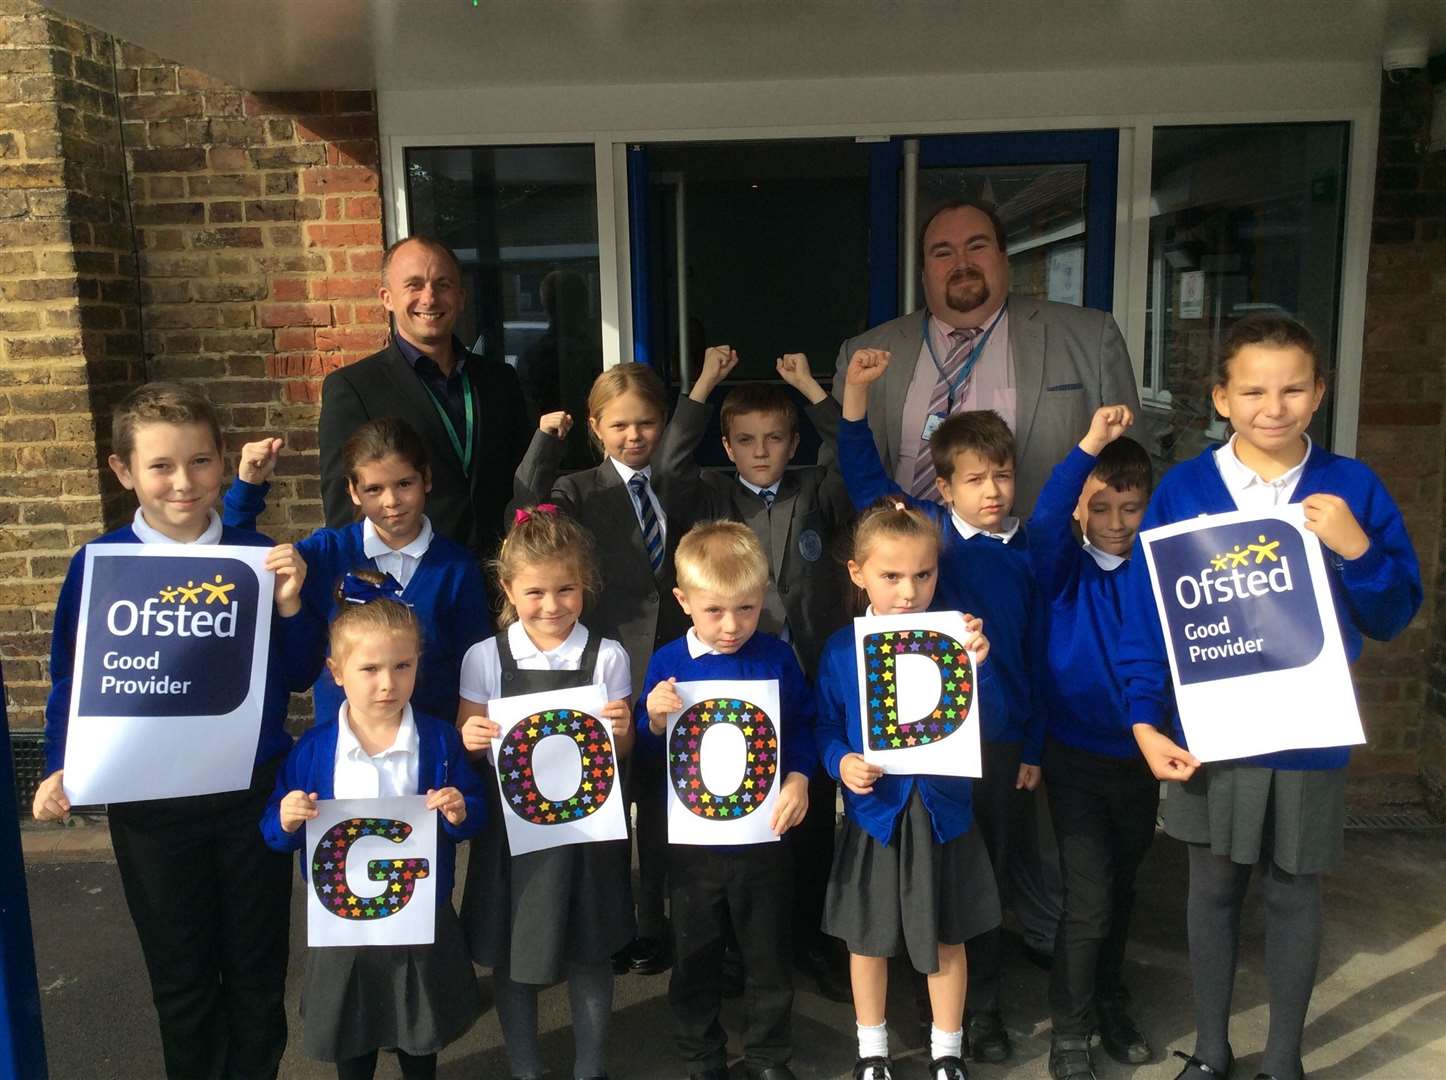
xmin=637 ymin=521 xmax=815 ymax=1080
xmin=1119 ymin=314 xmax=1422 ymax=1080
xmin=1027 ymin=405 xmax=1156 ymax=1080
xmin=815 ymin=499 xmax=995 ymax=1080
xmin=840 ymin=346 xmax=1050 ymax=1062
xmin=224 ymin=416 xmax=491 ymax=724
xmin=262 ymin=586 xmax=484 ymax=1080
xmin=32 ymin=382 xmax=317 ymax=1079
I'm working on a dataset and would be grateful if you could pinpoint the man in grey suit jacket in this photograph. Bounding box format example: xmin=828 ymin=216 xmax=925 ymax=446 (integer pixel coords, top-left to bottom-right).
xmin=831 ymin=199 xmax=1140 ymax=518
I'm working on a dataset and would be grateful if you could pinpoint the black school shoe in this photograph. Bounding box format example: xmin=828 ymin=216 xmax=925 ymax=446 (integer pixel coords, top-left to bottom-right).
xmin=1049 ymin=1035 xmax=1097 ymax=1080
xmin=966 ymin=1010 xmax=1011 ymax=1063
xmin=1171 ymin=1046 xmax=1234 ymax=1078
xmin=927 ymin=1055 xmax=969 ymax=1080
xmin=1096 ymin=990 xmax=1151 ymax=1064
xmin=1252 ymin=1062 xmax=1306 ymax=1080
xmin=624 ymin=935 xmax=671 ymax=976
xmin=852 ymin=1056 xmax=893 ymax=1080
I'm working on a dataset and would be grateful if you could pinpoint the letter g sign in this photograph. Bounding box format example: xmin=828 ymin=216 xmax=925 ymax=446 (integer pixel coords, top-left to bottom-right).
xmin=311 ymin=817 xmax=430 ymax=920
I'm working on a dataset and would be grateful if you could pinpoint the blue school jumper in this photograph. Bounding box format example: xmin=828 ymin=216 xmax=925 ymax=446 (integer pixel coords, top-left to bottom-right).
xmin=1118 ymin=443 xmax=1422 ymax=771
xmin=837 ymin=417 xmax=1047 ymax=764
xmin=258 ymin=710 xmax=485 ymax=895
xmin=815 ymin=625 xmax=978 ymax=844
xmin=224 ymin=479 xmax=491 ymax=724
xmin=1026 ymin=447 xmax=1138 ymax=759
xmin=45 ymin=522 xmax=323 ymax=775
xmin=634 ymin=631 xmax=818 ymax=783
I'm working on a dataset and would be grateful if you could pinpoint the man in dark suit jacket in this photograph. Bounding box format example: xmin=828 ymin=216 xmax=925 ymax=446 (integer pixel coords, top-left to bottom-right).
xmin=832 ymin=199 xmax=1141 ymax=518
xmin=318 ymin=235 xmax=532 ymax=560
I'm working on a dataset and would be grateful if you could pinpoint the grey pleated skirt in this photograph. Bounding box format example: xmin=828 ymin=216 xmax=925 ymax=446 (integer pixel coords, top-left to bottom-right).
xmin=301 ymin=902 xmax=481 ymax=1062
xmin=1163 ymin=762 xmax=1346 ymax=875
xmin=822 ymin=790 xmax=1001 ymax=974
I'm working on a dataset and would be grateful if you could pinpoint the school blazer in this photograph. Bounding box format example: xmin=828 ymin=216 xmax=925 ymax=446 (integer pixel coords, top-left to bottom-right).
xmin=654 ymin=394 xmax=854 ymax=679
xmin=318 ymin=340 xmax=533 ymax=559
xmin=831 ymin=296 xmax=1141 ymax=516
xmin=512 ymin=431 xmax=695 ymax=696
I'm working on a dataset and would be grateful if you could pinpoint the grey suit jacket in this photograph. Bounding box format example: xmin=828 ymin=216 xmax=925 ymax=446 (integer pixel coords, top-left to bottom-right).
xmin=831 ymin=297 xmax=1140 ymax=516
xmin=653 ymin=393 xmax=854 ymax=679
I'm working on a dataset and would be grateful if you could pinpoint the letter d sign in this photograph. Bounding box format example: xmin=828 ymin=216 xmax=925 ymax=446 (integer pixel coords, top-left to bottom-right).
xmin=862 ymin=628 xmax=974 ymax=751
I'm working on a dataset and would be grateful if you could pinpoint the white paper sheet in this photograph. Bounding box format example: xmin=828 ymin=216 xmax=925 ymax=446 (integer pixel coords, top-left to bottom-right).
xmin=664 ymin=679 xmax=783 ymax=846
xmin=487 ymin=683 xmax=628 ymax=856
xmin=63 ymin=544 xmax=274 ymax=804
xmin=855 ymin=611 xmax=982 ymax=778
xmin=305 ymin=795 xmax=438 ymax=948
xmin=1140 ymin=505 xmax=1364 ymax=762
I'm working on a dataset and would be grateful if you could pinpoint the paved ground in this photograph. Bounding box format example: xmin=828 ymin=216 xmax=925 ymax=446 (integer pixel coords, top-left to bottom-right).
xmin=22 ymin=823 xmax=1446 ymax=1079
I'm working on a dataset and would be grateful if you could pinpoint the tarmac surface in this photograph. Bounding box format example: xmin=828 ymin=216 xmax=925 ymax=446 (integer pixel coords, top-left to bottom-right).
xmin=22 ymin=821 xmax=1446 ymax=1079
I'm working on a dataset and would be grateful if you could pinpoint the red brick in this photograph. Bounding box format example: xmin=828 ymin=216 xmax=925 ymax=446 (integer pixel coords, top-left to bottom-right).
xmin=349 ymin=249 xmax=383 ymax=273
xmin=294 ymin=114 xmax=376 ymax=143
xmin=273 ymin=327 xmax=315 ymax=351
xmin=301 ymin=166 xmax=377 ymax=195
xmin=258 ymin=302 xmax=332 ymax=328
xmin=282 ymin=379 xmax=322 ymax=404
xmin=243 ymin=91 xmax=328 ymax=116
xmin=344 ymin=195 xmax=381 ymax=220
xmin=305 ymin=223 xmax=382 ymax=248
xmin=310 ymin=276 xmax=375 ymax=300
xmin=327 ymin=140 xmax=379 ymax=168
xmin=315 ymin=326 xmax=386 ymax=352
xmin=270 ymin=277 xmax=307 ymax=301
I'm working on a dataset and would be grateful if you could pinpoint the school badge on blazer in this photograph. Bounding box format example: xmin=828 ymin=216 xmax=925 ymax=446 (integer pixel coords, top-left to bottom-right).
xmin=64 ymin=545 xmax=275 ymax=806
xmin=1139 ymin=506 xmax=1363 ymax=762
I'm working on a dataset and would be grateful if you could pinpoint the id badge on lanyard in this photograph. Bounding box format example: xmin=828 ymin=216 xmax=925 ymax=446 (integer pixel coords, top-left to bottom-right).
xmin=921 ymin=412 xmax=947 ymax=442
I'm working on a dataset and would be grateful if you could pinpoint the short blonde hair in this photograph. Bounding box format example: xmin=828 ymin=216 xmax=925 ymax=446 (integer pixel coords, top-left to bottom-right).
xmin=492 ymin=506 xmax=599 ymax=626
xmin=674 ymin=520 xmax=769 ymax=598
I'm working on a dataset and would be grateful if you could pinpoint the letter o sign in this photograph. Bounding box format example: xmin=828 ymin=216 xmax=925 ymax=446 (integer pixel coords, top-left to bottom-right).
xmin=668 ymin=697 xmax=778 ymax=819
xmin=497 ymin=708 xmax=618 ymax=825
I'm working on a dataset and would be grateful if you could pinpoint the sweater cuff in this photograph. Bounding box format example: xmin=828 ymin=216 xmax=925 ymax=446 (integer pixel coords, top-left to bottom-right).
xmin=1338 ymin=539 xmax=1390 ymax=589
xmin=1127 ymin=697 xmax=1167 ymax=732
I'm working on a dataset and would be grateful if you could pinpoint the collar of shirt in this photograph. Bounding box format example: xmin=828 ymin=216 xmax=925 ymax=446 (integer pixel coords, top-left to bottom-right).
xmin=609 ymin=457 xmax=654 ymax=488
xmin=950 ymin=510 xmax=1020 ymax=545
xmin=686 ymin=627 xmax=727 ymax=658
xmin=737 ymin=476 xmax=779 ymax=500
xmin=1082 ymin=539 xmax=1126 ymax=571
xmin=335 ymin=702 xmax=419 ymax=768
xmin=394 ymin=334 xmax=468 ymax=379
xmin=362 ymin=515 xmax=434 ymax=562
xmin=507 ymin=619 xmax=589 ymax=666
xmin=1215 ymin=433 xmax=1312 ymax=502
xmin=131 ymin=507 xmax=223 ymax=545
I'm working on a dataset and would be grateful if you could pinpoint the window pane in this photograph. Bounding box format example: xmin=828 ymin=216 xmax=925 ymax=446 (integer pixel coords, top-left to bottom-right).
xmin=1144 ymin=123 xmax=1349 ymax=460
xmin=919 ymin=163 xmax=1089 ymax=306
xmin=406 ymin=145 xmax=602 ymax=468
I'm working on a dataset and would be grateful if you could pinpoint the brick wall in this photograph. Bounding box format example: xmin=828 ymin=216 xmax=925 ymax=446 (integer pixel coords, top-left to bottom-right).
xmin=1363 ymin=70 xmax=1446 ymax=811
xmin=0 ymin=0 xmax=385 ymax=732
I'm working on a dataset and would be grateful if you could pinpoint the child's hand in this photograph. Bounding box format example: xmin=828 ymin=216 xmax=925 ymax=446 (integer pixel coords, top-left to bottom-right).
xmin=32 ymin=769 xmax=69 ymax=822
xmin=960 ymin=613 xmax=990 ymax=668
xmin=266 ymin=543 xmax=307 ymax=618
xmin=1302 ymin=494 xmax=1370 ymax=561
xmin=690 ymin=345 xmax=739 ymax=401
xmin=280 ymin=789 xmax=319 ymax=833
xmin=1015 ymin=763 xmax=1041 ymax=791
xmin=1079 ymin=405 xmax=1133 ymax=456
xmin=1133 ymin=724 xmax=1199 ymax=782
xmin=539 ymin=411 xmax=573 ymax=440
xmin=839 ymin=752 xmax=883 ymax=796
xmin=770 ymin=771 xmax=810 ymax=835
xmin=601 ymin=699 xmax=632 ymax=741
xmin=845 ymin=348 xmax=890 ymax=387
xmin=776 ymin=353 xmax=826 ymax=404
xmin=238 ymin=437 xmax=283 ymax=485
xmin=427 ymin=786 xmax=467 ymax=826
xmin=646 ymin=677 xmax=683 ymax=735
xmin=459 ymin=709 xmax=500 ymax=753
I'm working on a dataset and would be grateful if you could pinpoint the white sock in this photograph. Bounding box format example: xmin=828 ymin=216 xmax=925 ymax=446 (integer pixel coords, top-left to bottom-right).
xmin=930 ymin=1025 xmax=964 ymax=1061
xmin=857 ymin=1020 xmax=889 ymax=1060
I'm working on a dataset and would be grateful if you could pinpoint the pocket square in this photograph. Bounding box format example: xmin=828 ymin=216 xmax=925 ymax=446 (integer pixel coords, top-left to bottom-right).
xmin=1046 ymin=382 xmax=1084 ymax=392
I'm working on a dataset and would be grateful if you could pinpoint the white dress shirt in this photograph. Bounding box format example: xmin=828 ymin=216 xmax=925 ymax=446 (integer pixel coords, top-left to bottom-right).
xmin=362 ymin=515 xmax=434 ymax=590
xmin=458 ymin=620 xmax=633 ymax=707
xmin=1214 ymin=434 xmax=1312 ymax=511
xmin=131 ymin=507 xmax=223 ymax=545
xmin=685 ymin=627 xmax=727 ymax=658
xmin=609 ymin=457 xmax=667 ymax=545
xmin=950 ymin=510 xmax=1021 ymax=546
xmin=332 ymin=703 xmax=420 ymax=799
xmin=737 ymin=477 xmax=780 ymax=501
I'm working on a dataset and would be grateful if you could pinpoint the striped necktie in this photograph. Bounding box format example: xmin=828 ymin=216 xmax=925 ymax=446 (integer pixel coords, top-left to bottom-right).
xmin=911 ymin=325 xmax=982 ymax=501
xmin=629 ymin=473 xmax=664 ymax=573
xmin=760 ymin=487 xmax=775 ymax=510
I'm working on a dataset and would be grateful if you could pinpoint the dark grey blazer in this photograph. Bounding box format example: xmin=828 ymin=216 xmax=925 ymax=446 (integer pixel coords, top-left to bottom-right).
xmin=654 ymin=393 xmax=854 ymax=680
xmin=318 ymin=340 xmax=532 ymax=559
xmin=512 ymin=431 xmax=694 ymax=697
xmin=831 ymin=296 xmax=1140 ymax=516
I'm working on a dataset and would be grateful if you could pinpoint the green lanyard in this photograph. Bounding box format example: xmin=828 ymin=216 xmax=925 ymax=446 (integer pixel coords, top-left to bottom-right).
xmin=423 ymin=367 xmax=474 ymax=476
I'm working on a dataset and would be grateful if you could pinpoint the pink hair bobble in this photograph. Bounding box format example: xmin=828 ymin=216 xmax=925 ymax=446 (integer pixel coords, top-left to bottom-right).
xmin=513 ymin=503 xmax=560 ymax=525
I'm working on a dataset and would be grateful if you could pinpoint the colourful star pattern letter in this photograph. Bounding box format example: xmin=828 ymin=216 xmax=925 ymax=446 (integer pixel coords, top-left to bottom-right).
xmin=311 ymin=817 xmax=430 ymax=921
xmin=667 ymin=698 xmax=779 ymax=820
xmin=496 ymin=708 xmax=618 ymax=825
xmin=862 ymin=629 xmax=974 ymax=751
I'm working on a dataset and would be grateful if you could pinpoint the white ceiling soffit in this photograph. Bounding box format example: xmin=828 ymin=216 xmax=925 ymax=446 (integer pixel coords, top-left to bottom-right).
xmin=39 ymin=0 xmax=1446 ymax=91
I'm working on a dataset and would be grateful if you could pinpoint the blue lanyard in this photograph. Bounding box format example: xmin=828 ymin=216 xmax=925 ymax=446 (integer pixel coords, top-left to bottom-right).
xmin=923 ymin=303 xmax=1006 ymax=413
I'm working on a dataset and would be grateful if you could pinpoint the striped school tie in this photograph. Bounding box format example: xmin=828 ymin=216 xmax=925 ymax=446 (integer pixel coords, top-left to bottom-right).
xmin=629 ymin=473 xmax=664 ymax=573
xmin=760 ymin=487 xmax=775 ymax=510
xmin=911 ymin=325 xmax=982 ymax=501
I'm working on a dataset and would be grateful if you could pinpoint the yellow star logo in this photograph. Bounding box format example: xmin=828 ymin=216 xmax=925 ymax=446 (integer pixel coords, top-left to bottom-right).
xmin=199 ymin=574 xmax=235 ymax=604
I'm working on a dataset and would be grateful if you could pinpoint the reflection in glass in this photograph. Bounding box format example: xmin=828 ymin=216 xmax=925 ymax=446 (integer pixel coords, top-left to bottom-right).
xmin=406 ymin=145 xmax=603 ymax=467
xmin=919 ymin=163 xmax=1088 ymax=306
xmin=1144 ymin=123 xmax=1349 ymax=461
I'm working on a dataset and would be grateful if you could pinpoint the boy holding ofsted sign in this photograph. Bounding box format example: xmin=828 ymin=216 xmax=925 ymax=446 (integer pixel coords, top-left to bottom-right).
xmin=32 ymin=383 xmax=319 ymax=1079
